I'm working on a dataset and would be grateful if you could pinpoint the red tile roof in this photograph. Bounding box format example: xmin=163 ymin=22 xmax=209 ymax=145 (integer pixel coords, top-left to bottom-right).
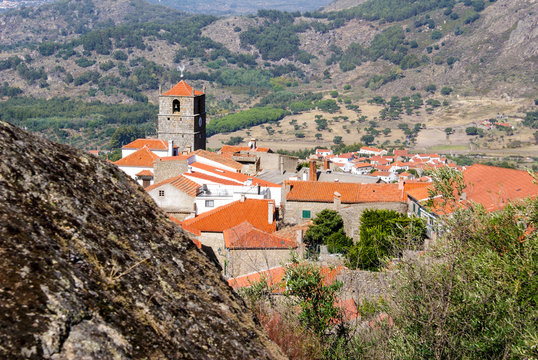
xmin=224 ymin=221 xmax=297 ymax=249
xmin=191 ymin=149 xmax=243 ymax=171
xmin=145 ymin=174 xmax=200 ymax=197
xmin=463 ymin=164 xmax=538 ymax=212
xmin=227 ymin=265 xmax=345 ymax=291
xmin=361 ymin=146 xmax=385 ymax=152
xmin=136 ymin=169 xmax=154 ymax=177
xmin=371 ymin=171 xmax=392 ymax=177
xmin=286 ymin=181 xmax=418 ymax=203
xmin=394 ymin=149 xmax=408 ymax=157
xmin=190 ymin=162 xmax=280 ymax=187
xmin=182 ymin=199 xmax=277 ymax=234
xmin=406 ymin=164 xmax=538 ymax=213
xmin=220 ymin=145 xmax=271 ymax=153
xmin=156 ymin=155 xmax=190 ymax=161
xmin=183 ymin=172 xmax=240 ymax=186
xmin=273 ymin=221 xmax=312 ymax=240
xmin=122 ymin=138 xmax=169 ymax=150
xmin=113 ymin=146 xmax=160 ymax=167
xmin=162 ymin=80 xmax=204 ymax=96
xmin=354 ymin=162 xmax=372 ymax=168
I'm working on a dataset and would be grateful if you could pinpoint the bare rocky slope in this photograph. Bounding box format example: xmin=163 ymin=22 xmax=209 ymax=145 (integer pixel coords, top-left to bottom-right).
xmin=0 ymin=121 xmax=285 ymax=359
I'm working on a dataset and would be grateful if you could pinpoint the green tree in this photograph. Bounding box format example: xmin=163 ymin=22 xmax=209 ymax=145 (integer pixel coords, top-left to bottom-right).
xmin=385 ymin=199 xmax=537 ymax=359
xmin=110 ymin=126 xmax=145 ymax=149
xmin=465 ymin=126 xmax=478 ymax=135
xmin=304 ymin=210 xmax=352 ymax=253
xmin=361 ymin=134 xmax=375 ymax=145
xmin=283 ymin=258 xmax=343 ymax=335
xmin=346 ymin=209 xmax=426 ymax=270
xmin=333 ymin=136 xmax=343 ymax=145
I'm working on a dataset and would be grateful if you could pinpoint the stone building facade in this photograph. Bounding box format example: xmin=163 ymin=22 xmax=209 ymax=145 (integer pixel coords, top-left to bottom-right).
xmin=158 ymin=80 xmax=206 ymax=152
xmin=283 ymin=199 xmax=407 ymax=241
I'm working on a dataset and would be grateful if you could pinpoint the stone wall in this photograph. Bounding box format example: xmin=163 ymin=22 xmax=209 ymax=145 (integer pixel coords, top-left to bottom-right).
xmin=284 ymin=200 xmax=407 ymax=241
xmin=153 ymin=158 xmax=188 ymax=183
xmin=226 ymin=248 xmax=295 ymax=278
xmin=198 ymin=232 xmax=226 ymax=268
xmin=158 ymin=95 xmax=206 ymax=151
xmin=337 ymin=269 xmax=394 ymax=303
xmin=147 ymin=183 xmax=195 ymax=216
xmin=256 ymin=152 xmax=298 ymax=173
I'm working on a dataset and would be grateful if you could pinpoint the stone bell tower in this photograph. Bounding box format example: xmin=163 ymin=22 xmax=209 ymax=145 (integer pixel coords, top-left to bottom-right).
xmin=158 ymin=80 xmax=206 ymax=152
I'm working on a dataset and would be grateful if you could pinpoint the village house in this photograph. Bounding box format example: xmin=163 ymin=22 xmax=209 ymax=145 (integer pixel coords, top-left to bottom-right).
xmin=406 ymin=164 xmax=538 ymax=239
xmin=223 ymin=221 xmax=299 ymax=278
xmin=358 ymin=146 xmax=388 ymax=156
xmin=283 ymin=180 xmax=429 ymax=240
xmin=180 ymin=198 xmax=278 ymax=270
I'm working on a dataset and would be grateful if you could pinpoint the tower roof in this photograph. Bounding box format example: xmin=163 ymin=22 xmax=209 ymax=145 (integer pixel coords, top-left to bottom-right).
xmin=162 ymin=80 xmax=204 ymax=96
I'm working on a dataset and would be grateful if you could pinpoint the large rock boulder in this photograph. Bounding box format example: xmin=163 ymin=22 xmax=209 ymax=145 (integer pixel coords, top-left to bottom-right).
xmin=0 ymin=122 xmax=284 ymax=360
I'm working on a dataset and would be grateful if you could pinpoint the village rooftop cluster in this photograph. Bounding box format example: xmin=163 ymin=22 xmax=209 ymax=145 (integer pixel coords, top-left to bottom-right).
xmin=105 ymin=80 xmax=538 ymax=322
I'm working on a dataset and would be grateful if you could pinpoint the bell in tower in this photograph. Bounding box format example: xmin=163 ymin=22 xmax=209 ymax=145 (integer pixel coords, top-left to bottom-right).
xmin=157 ymin=80 xmax=206 ymax=152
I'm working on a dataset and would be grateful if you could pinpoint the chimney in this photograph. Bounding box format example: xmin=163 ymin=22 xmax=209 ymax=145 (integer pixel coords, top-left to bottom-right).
xmin=280 ymin=156 xmax=284 ymax=175
xmin=296 ymin=229 xmax=303 ymax=245
xmin=460 ymin=192 xmax=467 ymax=201
xmin=309 ymin=160 xmax=317 ymax=181
xmin=158 ymin=84 xmax=162 ymax=95
xmin=324 ymin=159 xmax=330 ymax=170
xmin=268 ymin=201 xmax=274 ymax=224
xmin=398 ymin=179 xmax=405 ymax=191
xmin=250 ymin=138 xmax=257 ymax=150
xmin=168 ymin=140 xmax=174 ymax=157
xmin=191 ymin=86 xmax=195 ymax=97
xmin=333 ymin=191 xmax=341 ymax=209
xmin=240 ymin=194 xmax=246 ymax=202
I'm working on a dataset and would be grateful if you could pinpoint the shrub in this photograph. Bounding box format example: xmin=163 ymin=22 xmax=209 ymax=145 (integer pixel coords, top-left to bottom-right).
xmin=441 ymin=86 xmax=453 ymax=95
xmin=346 ymin=209 xmax=426 ymax=270
xmin=431 ymin=30 xmax=443 ymax=40
xmin=425 ymin=84 xmax=437 ymax=93
xmin=466 ymin=126 xmax=478 ymax=135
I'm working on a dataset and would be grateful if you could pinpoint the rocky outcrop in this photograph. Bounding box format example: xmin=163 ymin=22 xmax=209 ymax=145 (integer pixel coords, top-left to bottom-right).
xmin=0 ymin=121 xmax=285 ymax=359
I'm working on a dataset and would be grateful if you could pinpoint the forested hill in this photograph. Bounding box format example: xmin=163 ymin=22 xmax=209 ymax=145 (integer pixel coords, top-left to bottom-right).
xmin=0 ymin=0 xmax=536 ymax=150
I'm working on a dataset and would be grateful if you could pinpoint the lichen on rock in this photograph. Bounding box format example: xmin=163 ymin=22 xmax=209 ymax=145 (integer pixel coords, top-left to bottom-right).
xmin=0 ymin=121 xmax=285 ymax=360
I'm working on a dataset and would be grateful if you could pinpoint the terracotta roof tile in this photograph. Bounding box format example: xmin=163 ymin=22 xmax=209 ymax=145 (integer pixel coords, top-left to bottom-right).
xmin=224 ymin=221 xmax=297 ymax=249
xmin=122 ymin=138 xmax=169 ymax=150
xmin=145 ymin=174 xmax=200 ymax=197
xmin=285 ymin=181 xmax=411 ymax=203
xmin=361 ymin=146 xmax=385 ymax=152
xmin=219 ymin=145 xmax=271 ymax=153
xmin=190 ymin=162 xmax=280 ymax=187
xmin=227 ymin=265 xmax=345 ymax=291
xmin=182 ymin=199 xmax=277 ymax=234
xmin=273 ymin=221 xmax=312 ymax=240
xmin=191 ymin=150 xmax=243 ymax=171
xmin=113 ymin=146 xmax=160 ymax=167
xmin=463 ymin=164 xmax=538 ymax=212
xmin=183 ymin=172 xmax=240 ymax=186
xmin=136 ymin=170 xmax=154 ymax=177
xmin=161 ymin=80 xmax=204 ymax=96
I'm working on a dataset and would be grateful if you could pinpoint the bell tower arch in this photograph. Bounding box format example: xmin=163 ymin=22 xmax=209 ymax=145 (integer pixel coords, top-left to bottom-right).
xmin=158 ymin=80 xmax=206 ymax=152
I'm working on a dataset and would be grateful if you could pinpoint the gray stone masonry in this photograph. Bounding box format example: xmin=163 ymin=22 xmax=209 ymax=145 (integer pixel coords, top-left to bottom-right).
xmin=158 ymin=94 xmax=206 ymax=151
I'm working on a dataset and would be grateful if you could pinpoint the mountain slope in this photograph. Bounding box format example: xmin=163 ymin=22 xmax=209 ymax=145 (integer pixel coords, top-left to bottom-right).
xmin=0 ymin=121 xmax=284 ymax=359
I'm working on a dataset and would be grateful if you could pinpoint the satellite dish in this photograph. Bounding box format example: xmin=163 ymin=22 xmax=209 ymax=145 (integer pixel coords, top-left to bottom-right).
xmin=177 ymin=64 xmax=185 ymax=78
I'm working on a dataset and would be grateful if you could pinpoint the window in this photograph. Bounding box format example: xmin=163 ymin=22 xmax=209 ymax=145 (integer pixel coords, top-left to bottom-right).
xmin=205 ymin=200 xmax=214 ymax=207
xmin=172 ymin=99 xmax=180 ymax=113
xmin=412 ymin=203 xmax=416 ymax=213
xmin=158 ymin=190 xmax=164 ymax=197
xmin=302 ymin=210 xmax=311 ymax=219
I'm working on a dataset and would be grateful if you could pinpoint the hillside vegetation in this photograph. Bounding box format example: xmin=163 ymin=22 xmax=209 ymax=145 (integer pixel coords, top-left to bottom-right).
xmin=0 ymin=0 xmax=536 ymax=154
